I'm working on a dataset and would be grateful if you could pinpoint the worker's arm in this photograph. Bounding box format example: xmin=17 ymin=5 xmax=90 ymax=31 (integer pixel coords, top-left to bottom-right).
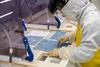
xmin=59 ymin=19 xmax=77 ymax=44
xmin=59 ymin=21 xmax=100 ymax=63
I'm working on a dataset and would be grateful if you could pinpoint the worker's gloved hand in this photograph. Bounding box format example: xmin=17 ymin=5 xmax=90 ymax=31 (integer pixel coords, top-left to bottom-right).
xmin=47 ymin=44 xmax=76 ymax=60
xmin=58 ymin=36 xmax=69 ymax=45
xmin=59 ymin=44 xmax=76 ymax=60
xmin=47 ymin=49 xmax=59 ymax=57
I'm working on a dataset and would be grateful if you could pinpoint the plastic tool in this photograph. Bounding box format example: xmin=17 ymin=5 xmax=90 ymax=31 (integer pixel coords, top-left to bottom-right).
xmin=22 ymin=19 xmax=34 ymax=62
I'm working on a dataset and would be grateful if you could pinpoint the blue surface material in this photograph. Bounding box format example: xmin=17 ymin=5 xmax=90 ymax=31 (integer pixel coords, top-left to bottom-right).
xmin=50 ymin=31 xmax=66 ymax=40
xmin=27 ymin=36 xmax=43 ymax=45
xmin=35 ymin=39 xmax=58 ymax=52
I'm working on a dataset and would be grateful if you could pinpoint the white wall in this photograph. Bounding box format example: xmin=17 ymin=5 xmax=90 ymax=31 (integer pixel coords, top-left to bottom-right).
xmin=91 ymin=0 xmax=100 ymax=11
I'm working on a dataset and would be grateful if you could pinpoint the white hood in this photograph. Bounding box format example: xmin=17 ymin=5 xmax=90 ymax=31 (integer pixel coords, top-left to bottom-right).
xmin=61 ymin=0 xmax=89 ymax=21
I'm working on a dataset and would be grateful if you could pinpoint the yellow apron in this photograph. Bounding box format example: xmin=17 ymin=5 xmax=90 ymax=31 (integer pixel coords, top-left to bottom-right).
xmin=75 ymin=23 xmax=100 ymax=67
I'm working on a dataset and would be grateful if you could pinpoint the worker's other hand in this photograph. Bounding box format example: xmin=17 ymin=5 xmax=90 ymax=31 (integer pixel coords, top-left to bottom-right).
xmin=47 ymin=44 xmax=76 ymax=60
xmin=47 ymin=49 xmax=59 ymax=57
xmin=58 ymin=36 xmax=69 ymax=45
xmin=58 ymin=45 xmax=76 ymax=60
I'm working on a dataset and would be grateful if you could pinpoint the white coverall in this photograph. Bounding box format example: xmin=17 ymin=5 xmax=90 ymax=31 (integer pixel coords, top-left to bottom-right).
xmin=48 ymin=0 xmax=100 ymax=66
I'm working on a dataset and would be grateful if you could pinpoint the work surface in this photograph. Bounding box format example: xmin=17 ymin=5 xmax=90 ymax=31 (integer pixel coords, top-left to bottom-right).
xmin=0 ymin=19 xmax=77 ymax=67
xmin=0 ymin=30 xmax=74 ymax=67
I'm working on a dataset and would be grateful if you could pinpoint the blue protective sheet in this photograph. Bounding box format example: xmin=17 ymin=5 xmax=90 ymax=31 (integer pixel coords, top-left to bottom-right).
xmin=50 ymin=31 xmax=66 ymax=40
xmin=35 ymin=39 xmax=58 ymax=52
xmin=27 ymin=36 xmax=43 ymax=45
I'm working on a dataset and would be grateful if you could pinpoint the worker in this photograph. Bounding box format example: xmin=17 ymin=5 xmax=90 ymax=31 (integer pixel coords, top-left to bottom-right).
xmin=47 ymin=0 xmax=100 ymax=67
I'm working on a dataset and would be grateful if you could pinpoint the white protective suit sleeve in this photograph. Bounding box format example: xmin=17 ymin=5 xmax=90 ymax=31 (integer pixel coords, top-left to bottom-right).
xmin=59 ymin=3 xmax=100 ymax=63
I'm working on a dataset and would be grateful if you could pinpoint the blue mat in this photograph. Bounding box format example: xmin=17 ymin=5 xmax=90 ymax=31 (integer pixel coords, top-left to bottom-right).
xmin=50 ymin=31 xmax=66 ymax=40
xmin=35 ymin=39 xmax=58 ymax=52
xmin=27 ymin=36 xmax=43 ymax=45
